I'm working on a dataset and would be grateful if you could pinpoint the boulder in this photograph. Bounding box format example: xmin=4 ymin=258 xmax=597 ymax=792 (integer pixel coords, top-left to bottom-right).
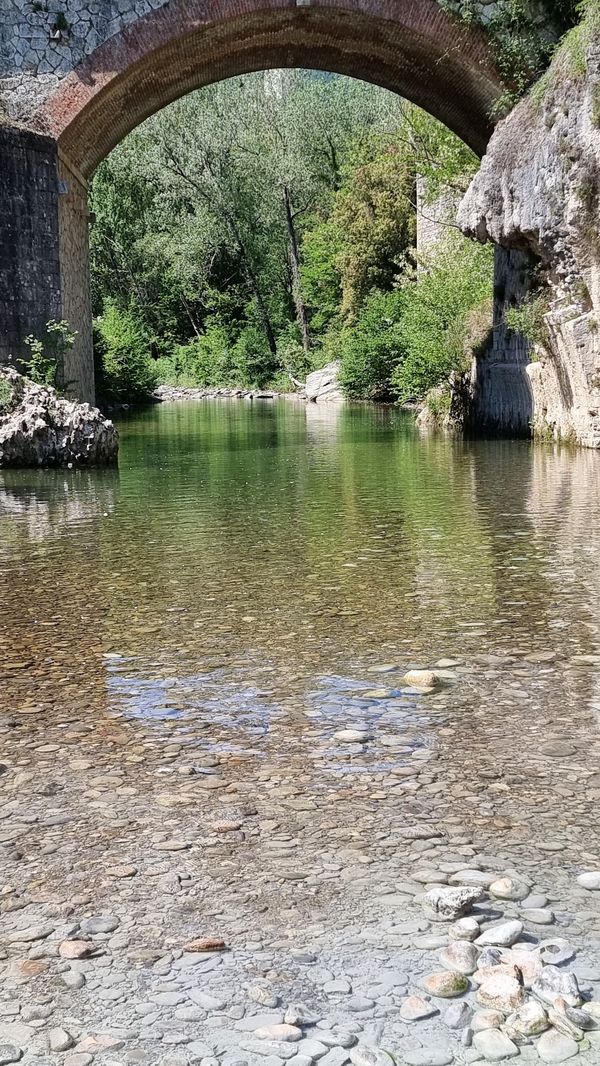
xmin=0 ymin=368 xmax=118 ymax=467
xmin=304 ymin=362 xmax=344 ymax=403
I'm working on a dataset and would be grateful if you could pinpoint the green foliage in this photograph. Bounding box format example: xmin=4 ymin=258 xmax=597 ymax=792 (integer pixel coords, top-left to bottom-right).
xmin=23 ymin=319 xmax=76 ymax=389
xmin=391 ymin=235 xmax=494 ymax=402
xmin=0 ymin=378 xmax=14 ymax=413
xmin=91 ymin=72 xmax=493 ymax=406
xmin=505 ymin=294 xmax=549 ymax=346
xmin=335 ymin=290 xmax=405 ymax=401
xmin=94 ymin=301 xmax=157 ymax=402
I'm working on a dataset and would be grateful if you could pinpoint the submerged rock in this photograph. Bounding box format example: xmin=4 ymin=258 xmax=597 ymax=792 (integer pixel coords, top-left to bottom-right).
xmin=0 ymin=368 xmax=118 ymax=467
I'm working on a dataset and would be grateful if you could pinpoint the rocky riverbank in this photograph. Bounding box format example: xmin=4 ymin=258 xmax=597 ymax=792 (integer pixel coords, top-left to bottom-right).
xmin=2 ymin=653 xmax=600 ymax=1066
xmin=0 ymin=368 xmax=118 ymax=467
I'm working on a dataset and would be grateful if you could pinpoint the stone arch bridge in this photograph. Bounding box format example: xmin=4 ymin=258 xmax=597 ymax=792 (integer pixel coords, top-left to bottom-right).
xmin=0 ymin=0 xmax=552 ymax=428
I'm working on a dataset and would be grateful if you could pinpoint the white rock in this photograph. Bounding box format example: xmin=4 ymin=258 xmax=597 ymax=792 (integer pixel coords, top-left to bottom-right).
xmin=505 ymin=999 xmax=549 ymax=1036
xmin=472 ymin=1029 xmax=519 ymax=1060
xmin=349 ymin=1048 xmax=394 ymax=1066
xmin=334 ymin=730 xmax=372 ymax=744
xmin=422 ymin=885 xmax=483 ymax=922
xmin=536 ymin=1029 xmax=579 ymax=1063
xmin=402 ymin=669 xmax=436 ymax=688
xmin=532 ymin=966 xmax=581 ymax=1008
xmin=489 ymin=877 xmax=530 ymax=901
xmin=577 ymin=871 xmax=600 ymax=891
xmin=254 ymin=1025 xmax=302 ymax=1042
xmin=449 ymin=917 xmax=480 ymax=941
xmin=476 ymin=920 xmax=523 ymax=948
xmin=439 ymin=940 xmax=478 ymax=975
xmin=476 ymin=967 xmax=526 ymax=1013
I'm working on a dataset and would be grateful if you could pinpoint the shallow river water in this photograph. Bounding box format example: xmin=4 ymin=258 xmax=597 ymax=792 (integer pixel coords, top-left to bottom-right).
xmin=2 ymin=399 xmax=600 ymax=1066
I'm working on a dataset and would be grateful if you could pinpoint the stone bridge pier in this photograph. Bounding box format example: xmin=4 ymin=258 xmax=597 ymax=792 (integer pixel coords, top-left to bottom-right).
xmin=0 ymin=0 xmax=541 ymax=432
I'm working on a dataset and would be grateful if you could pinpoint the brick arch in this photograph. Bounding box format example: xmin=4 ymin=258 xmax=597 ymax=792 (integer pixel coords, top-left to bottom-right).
xmin=34 ymin=0 xmax=504 ymax=179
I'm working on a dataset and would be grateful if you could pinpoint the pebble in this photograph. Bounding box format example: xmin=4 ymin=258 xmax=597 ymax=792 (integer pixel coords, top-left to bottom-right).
xmin=48 ymin=1029 xmax=74 ymax=1052
xmin=0 ymin=1049 xmax=22 ymax=1066
xmin=399 ymin=996 xmax=439 ymax=1021
xmin=488 ymin=877 xmax=530 ymax=902
xmin=449 ymin=918 xmax=480 ymax=942
xmin=471 ymin=1011 xmax=504 ymax=1033
xmin=334 ymin=731 xmax=372 ymax=744
xmin=422 ymin=971 xmax=469 ymax=998
xmin=439 ymin=941 xmax=478 ymax=974
xmin=80 ymin=915 xmax=120 ymax=935
xmin=402 ymin=1052 xmax=453 ymax=1066
xmin=532 ymin=966 xmax=582 ymax=1007
xmin=475 ymin=920 xmax=523 ymax=948
xmin=254 ymin=1026 xmax=302 ymax=1042
xmin=536 ymin=1030 xmax=579 ymax=1062
xmin=472 ymin=1030 xmax=519 ymax=1061
xmin=443 ymin=1001 xmax=472 ymax=1029
xmin=577 ymin=872 xmax=600 ymax=891
xmin=349 ymin=1049 xmax=394 ymax=1066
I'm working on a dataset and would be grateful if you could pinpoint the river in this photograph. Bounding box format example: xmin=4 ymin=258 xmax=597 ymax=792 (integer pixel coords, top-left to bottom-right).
xmin=1 ymin=398 xmax=600 ymax=1064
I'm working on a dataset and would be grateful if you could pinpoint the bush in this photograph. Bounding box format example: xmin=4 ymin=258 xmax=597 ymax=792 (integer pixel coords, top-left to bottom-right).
xmin=155 ymin=326 xmax=235 ymax=387
xmin=335 ymin=290 xmax=406 ymax=400
xmin=23 ymin=319 xmax=76 ymax=390
xmin=0 ymin=378 xmax=14 ymax=413
xmin=505 ymin=293 xmax=549 ymax=346
xmin=392 ymin=235 xmax=494 ymax=402
xmin=94 ymin=301 xmax=157 ymax=402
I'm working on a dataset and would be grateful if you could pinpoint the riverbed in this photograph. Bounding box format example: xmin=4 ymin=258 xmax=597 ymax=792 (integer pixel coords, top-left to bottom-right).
xmin=1 ymin=399 xmax=600 ymax=1065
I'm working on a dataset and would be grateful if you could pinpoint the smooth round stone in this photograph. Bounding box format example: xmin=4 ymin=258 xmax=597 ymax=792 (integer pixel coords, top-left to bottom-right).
xmin=412 ymin=870 xmax=448 ymax=885
xmin=539 ymin=939 xmax=575 ymax=966
xmin=80 ymin=915 xmax=120 ymax=935
xmin=334 ymin=730 xmax=372 ymax=744
xmin=349 ymin=1048 xmax=394 ymax=1066
xmin=489 ymin=877 xmax=530 ymax=902
xmin=402 ymin=669 xmax=436 ymax=688
xmin=0 ymin=1048 xmax=22 ymax=1066
xmin=536 ymin=1030 xmax=579 ymax=1063
xmin=439 ymin=941 xmax=478 ymax=975
xmin=443 ymin=1001 xmax=472 ymax=1029
xmin=422 ymin=971 xmax=469 ymax=999
xmin=577 ymin=872 xmax=600 ymax=891
xmin=475 ymin=920 xmax=523 ymax=948
xmin=254 ymin=1026 xmax=301 ymax=1043
xmin=523 ymin=908 xmax=554 ymax=925
xmin=399 ymin=995 xmax=439 ymax=1022
xmin=520 ymin=893 xmax=548 ymax=910
xmin=449 ymin=918 xmax=479 ymax=942
xmin=471 ymin=1011 xmax=504 ymax=1033
xmin=540 ymin=741 xmax=576 ymax=758
xmin=402 ymin=1051 xmax=453 ymax=1066
xmin=472 ymin=1030 xmax=519 ymax=1061
xmin=448 ymin=870 xmax=495 ymax=889
xmin=414 ymin=935 xmax=448 ymax=950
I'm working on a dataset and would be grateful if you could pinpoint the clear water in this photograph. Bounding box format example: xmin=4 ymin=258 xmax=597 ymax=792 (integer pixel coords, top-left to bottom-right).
xmin=2 ymin=398 xmax=600 ymax=917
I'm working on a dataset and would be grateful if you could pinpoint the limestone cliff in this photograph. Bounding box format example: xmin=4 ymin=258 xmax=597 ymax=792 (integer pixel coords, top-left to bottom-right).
xmin=459 ymin=12 xmax=600 ymax=446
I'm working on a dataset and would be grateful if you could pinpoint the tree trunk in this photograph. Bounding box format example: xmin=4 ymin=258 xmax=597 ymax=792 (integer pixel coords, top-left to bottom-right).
xmin=283 ymin=185 xmax=310 ymax=354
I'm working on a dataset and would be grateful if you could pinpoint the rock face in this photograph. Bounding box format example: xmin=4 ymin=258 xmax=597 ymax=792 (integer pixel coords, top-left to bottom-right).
xmin=459 ymin=18 xmax=600 ymax=448
xmin=304 ymin=362 xmax=344 ymax=404
xmin=0 ymin=368 xmax=118 ymax=467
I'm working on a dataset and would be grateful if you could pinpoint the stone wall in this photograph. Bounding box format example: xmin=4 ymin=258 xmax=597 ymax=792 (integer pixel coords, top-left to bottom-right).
xmin=0 ymin=0 xmax=535 ymax=134
xmin=0 ymin=126 xmax=62 ymax=371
